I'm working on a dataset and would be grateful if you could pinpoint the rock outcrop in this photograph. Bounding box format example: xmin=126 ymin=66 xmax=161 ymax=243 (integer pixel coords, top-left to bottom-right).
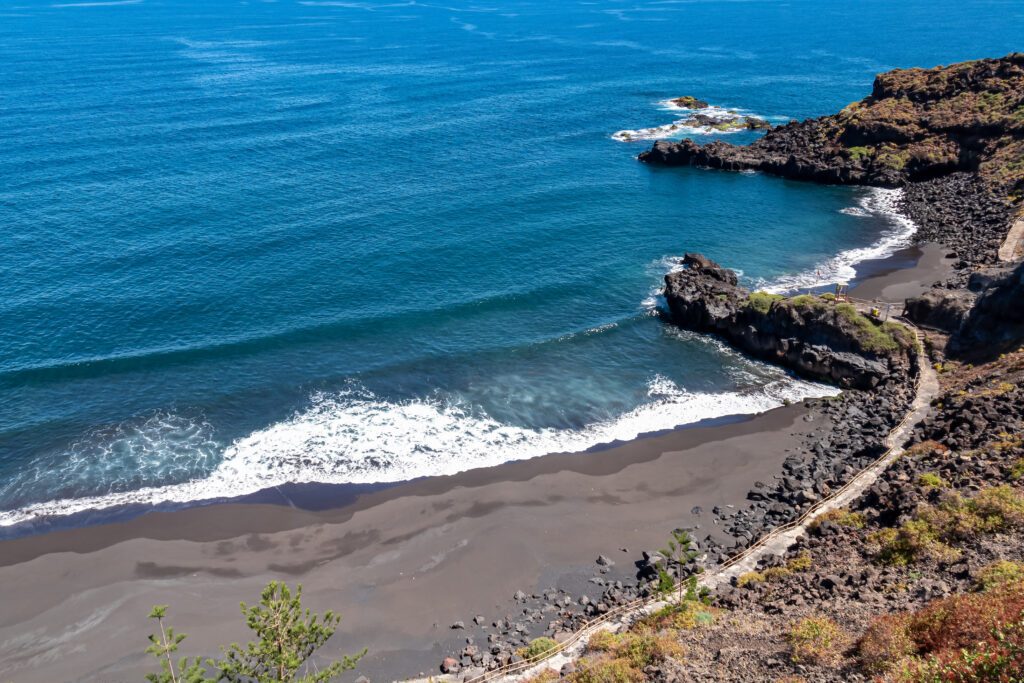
xmin=952 ymin=259 xmax=1024 ymax=355
xmin=664 ymin=254 xmax=916 ymax=389
xmin=640 ymin=55 xmax=1024 ymax=266
xmin=640 ymin=54 xmax=1024 ymax=196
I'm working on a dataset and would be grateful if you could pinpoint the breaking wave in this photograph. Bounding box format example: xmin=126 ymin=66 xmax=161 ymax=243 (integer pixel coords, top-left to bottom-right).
xmin=755 ymin=188 xmax=916 ymax=293
xmin=612 ymin=99 xmax=782 ymax=142
xmin=0 ymin=375 xmax=837 ymax=528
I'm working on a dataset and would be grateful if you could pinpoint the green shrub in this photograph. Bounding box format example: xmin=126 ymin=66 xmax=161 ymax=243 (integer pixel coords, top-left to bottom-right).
xmin=520 ymin=637 xmax=559 ymax=660
xmin=737 ymin=571 xmax=765 ymax=587
xmin=811 ymin=509 xmax=867 ymax=530
xmin=870 ymin=486 xmax=1024 ymax=565
xmin=144 ymin=581 xmax=365 ymax=683
xmin=976 ymin=560 xmax=1024 ymax=591
xmin=918 ymin=472 xmax=947 ymax=489
xmin=745 ymin=291 xmax=784 ymax=314
xmin=787 ymin=616 xmax=847 ymax=665
xmin=786 ymin=551 xmax=814 ymax=572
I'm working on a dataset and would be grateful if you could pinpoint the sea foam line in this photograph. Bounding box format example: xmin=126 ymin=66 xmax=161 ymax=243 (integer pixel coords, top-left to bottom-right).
xmin=754 ymin=187 xmax=916 ymax=294
xmin=0 ymin=375 xmax=838 ymax=528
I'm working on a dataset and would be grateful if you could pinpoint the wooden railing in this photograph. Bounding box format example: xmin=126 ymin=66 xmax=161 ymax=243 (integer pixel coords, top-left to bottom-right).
xmin=460 ymin=322 xmax=925 ymax=683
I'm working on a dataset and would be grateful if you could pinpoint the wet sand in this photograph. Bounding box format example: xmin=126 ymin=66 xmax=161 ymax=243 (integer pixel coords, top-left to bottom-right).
xmin=0 ymin=404 xmax=824 ymax=683
xmin=0 ymin=244 xmax=950 ymax=683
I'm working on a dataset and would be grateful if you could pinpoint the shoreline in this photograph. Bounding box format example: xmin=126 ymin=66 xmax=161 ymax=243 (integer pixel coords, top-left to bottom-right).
xmin=0 ymin=240 xmax=954 ymax=683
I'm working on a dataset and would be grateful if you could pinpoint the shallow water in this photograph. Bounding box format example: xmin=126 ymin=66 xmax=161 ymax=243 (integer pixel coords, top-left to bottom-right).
xmin=1 ymin=0 xmax=1020 ymax=529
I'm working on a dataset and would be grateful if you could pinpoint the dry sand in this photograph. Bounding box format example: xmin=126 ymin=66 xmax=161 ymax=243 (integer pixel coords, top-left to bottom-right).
xmin=0 ymin=243 xmax=951 ymax=683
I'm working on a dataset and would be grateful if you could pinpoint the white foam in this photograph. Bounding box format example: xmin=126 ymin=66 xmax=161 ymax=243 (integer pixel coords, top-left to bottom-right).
xmin=613 ymin=102 xmax=778 ymax=142
xmin=0 ymin=375 xmax=837 ymax=527
xmin=755 ymin=188 xmax=916 ymax=294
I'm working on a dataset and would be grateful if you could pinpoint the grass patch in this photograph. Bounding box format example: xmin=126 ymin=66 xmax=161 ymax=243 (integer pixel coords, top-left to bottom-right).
xmin=745 ymin=291 xmax=784 ymax=314
xmin=1011 ymin=458 xmax=1024 ymax=481
xmin=518 ymin=637 xmax=559 ymax=660
xmin=847 ymin=145 xmax=873 ymax=161
xmin=737 ymin=571 xmax=765 ymax=587
xmin=917 ymin=472 xmax=947 ymax=489
xmin=787 ymin=616 xmax=847 ymax=665
xmin=977 ymin=560 xmax=1024 ymax=592
xmin=811 ymin=509 xmax=867 ymax=530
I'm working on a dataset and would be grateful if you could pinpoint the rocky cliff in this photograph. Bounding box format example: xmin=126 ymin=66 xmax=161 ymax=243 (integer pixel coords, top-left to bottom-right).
xmin=640 ymin=55 xmax=1024 ymax=266
xmin=664 ymin=254 xmax=916 ymax=389
xmin=640 ymin=54 xmax=1024 ymax=194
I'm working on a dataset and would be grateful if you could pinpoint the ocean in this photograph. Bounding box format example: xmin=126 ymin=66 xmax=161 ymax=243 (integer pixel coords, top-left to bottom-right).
xmin=1 ymin=0 xmax=1020 ymax=533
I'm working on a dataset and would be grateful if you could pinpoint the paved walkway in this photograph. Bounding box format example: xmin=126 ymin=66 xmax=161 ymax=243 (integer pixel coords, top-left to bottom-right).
xmin=998 ymin=216 xmax=1024 ymax=262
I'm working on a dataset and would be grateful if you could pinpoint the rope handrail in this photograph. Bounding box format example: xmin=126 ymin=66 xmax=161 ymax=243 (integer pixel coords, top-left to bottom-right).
xmin=460 ymin=324 xmax=924 ymax=683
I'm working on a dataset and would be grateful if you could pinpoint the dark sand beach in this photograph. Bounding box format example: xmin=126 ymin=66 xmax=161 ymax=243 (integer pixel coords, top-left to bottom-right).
xmin=0 ymin=244 xmax=952 ymax=683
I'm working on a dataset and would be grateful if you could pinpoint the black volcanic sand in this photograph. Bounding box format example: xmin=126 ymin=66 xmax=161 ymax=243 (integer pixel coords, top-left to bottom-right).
xmin=0 ymin=245 xmax=946 ymax=683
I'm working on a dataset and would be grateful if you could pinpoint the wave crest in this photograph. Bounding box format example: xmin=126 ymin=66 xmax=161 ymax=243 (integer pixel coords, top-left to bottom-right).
xmin=0 ymin=377 xmax=837 ymax=528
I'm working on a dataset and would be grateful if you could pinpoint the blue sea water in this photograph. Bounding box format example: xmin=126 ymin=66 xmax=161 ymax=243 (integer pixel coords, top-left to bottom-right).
xmin=1 ymin=0 xmax=1020 ymax=531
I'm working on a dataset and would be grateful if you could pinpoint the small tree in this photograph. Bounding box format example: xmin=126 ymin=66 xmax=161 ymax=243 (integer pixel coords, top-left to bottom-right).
xmin=217 ymin=582 xmax=365 ymax=683
xmin=144 ymin=581 xmax=365 ymax=683
xmin=145 ymin=606 xmax=215 ymax=683
xmin=660 ymin=529 xmax=699 ymax=604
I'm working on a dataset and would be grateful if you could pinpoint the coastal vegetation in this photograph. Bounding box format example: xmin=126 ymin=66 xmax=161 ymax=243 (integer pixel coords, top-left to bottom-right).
xmin=144 ymin=581 xmax=364 ymax=683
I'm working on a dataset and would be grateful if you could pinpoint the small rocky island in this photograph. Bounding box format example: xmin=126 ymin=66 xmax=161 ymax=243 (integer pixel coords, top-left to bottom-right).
xmin=664 ymin=254 xmax=916 ymax=389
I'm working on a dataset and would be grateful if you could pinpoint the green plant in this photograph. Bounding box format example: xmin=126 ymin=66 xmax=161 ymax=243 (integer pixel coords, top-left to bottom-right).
xmin=786 ymin=551 xmax=813 ymax=572
xmin=976 ymin=560 xmax=1024 ymax=591
xmin=918 ymin=472 xmax=947 ymax=489
xmin=1011 ymin=458 xmax=1024 ymax=481
xmin=847 ymin=145 xmax=873 ymax=161
xmin=870 ymin=486 xmax=1024 ymax=565
xmin=745 ymin=291 xmax=784 ymax=314
xmin=520 ymin=637 xmax=559 ymax=660
xmin=144 ymin=582 xmax=365 ymax=683
xmin=737 ymin=571 xmax=765 ymax=587
xmin=217 ymin=582 xmax=365 ymax=683
xmin=811 ymin=509 xmax=867 ymax=530
xmin=660 ymin=529 xmax=699 ymax=604
xmin=145 ymin=606 xmax=213 ymax=683
xmin=787 ymin=616 xmax=846 ymax=665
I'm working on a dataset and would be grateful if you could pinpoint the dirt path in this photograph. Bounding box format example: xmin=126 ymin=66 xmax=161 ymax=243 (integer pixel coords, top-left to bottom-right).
xmin=998 ymin=216 xmax=1024 ymax=262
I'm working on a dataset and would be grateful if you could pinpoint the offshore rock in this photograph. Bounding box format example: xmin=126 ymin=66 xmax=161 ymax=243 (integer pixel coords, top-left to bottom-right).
xmin=663 ymin=254 xmax=916 ymax=389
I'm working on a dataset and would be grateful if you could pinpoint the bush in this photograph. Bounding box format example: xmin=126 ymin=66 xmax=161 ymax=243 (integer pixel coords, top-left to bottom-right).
xmin=745 ymin=291 xmax=784 ymax=314
xmin=870 ymin=486 xmax=1024 ymax=565
xmin=858 ymin=614 xmax=915 ymax=674
xmin=917 ymin=472 xmax=947 ymax=489
xmin=737 ymin=571 xmax=765 ymax=587
xmin=786 ymin=551 xmax=813 ymax=572
xmin=144 ymin=581 xmax=365 ymax=683
xmin=641 ymin=602 xmax=715 ymax=631
xmin=569 ymin=657 xmax=643 ymax=683
xmin=976 ymin=560 xmax=1024 ymax=591
xmin=858 ymin=583 xmax=1024 ymax=680
xmin=811 ymin=509 xmax=867 ymax=530
xmin=578 ymin=629 xmax=683 ymax=683
xmin=520 ymin=637 xmax=559 ymax=660
xmin=787 ymin=616 xmax=847 ymax=665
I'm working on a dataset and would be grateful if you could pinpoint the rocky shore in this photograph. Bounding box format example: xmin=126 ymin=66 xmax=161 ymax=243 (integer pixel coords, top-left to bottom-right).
xmin=497 ymin=53 xmax=1024 ymax=683
xmin=640 ymin=54 xmax=1024 ymax=271
xmin=662 ymin=254 xmax=916 ymax=389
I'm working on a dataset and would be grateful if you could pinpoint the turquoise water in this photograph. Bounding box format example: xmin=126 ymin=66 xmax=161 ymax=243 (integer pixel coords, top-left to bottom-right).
xmin=1 ymin=0 xmax=1020 ymax=530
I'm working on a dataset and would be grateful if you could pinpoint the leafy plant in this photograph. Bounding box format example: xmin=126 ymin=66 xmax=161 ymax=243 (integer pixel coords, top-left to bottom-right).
xmin=145 ymin=606 xmax=213 ymax=683
xmin=787 ymin=616 xmax=846 ymax=665
xmin=660 ymin=529 xmax=699 ymax=604
xmin=144 ymin=582 xmax=365 ymax=683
